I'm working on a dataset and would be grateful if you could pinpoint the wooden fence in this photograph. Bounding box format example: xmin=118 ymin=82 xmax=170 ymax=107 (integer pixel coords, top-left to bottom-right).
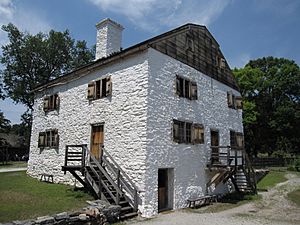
xmin=251 ymin=157 xmax=295 ymax=167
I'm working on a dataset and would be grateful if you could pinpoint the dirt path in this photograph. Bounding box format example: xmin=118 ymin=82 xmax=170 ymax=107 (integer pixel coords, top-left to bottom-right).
xmin=127 ymin=173 xmax=300 ymax=225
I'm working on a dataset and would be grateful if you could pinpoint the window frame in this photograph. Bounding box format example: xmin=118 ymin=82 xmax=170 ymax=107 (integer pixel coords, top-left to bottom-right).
xmin=173 ymin=120 xmax=204 ymax=144
xmin=87 ymin=76 xmax=112 ymax=101
xmin=43 ymin=94 xmax=59 ymax=112
xmin=176 ymin=75 xmax=197 ymax=100
xmin=38 ymin=129 xmax=59 ymax=149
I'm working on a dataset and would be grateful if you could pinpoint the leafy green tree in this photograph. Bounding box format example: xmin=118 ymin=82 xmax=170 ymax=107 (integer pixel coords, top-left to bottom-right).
xmin=0 ymin=110 xmax=10 ymax=133
xmin=0 ymin=23 xmax=95 ymax=111
xmin=234 ymin=57 xmax=300 ymax=156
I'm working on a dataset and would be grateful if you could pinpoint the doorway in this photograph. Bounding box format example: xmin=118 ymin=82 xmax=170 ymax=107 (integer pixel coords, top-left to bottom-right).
xmin=158 ymin=168 xmax=174 ymax=212
xmin=91 ymin=124 xmax=104 ymax=160
xmin=211 ymin=130 xmax=219 ymax=163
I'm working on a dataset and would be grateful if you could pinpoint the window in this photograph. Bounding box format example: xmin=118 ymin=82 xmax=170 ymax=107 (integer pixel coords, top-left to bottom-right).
xmin=43 ymin=94 xmax=59 ymax=112
xmin=227 ymin=91 xmax=243 ymax=109
xmin=173 ymin=120 xmax=204 ymax=144
xmin=38 ymin=129 xmax=59 ymax=148
xmin=176 ymin=76 xmax=197 ymax=100
xmin=87 ymin=76 xmax=112 ymax=100
xmin=230 ymin=131 xmax=244 ymax=148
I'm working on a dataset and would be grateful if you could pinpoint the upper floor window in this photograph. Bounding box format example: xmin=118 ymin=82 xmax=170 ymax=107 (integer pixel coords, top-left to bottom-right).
xmin=43 ymin=94 xmax=59 ymax=112
xmin=87 ymin=76 xmax=112 ymax=100
xmin=38 ymin=129 xmax=59 ymax=148
xmin=173 ymin=120 xmax=204 ymax=144
xmin=176 ymin=76 xmax=197 ymax=100
xmin=227 ymin=91 xmax=242 ymax=109
xmin=230 ymin=130 xmax=244 ymax=148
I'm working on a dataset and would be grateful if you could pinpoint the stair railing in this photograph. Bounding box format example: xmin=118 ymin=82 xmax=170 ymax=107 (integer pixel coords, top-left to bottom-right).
xmin=101 ymin=147 xmax=140 ymax=212
xmin=64 ymin=144 xmax=87 ymax=175
xmin=242 ymin=151 xmax=257 ymax=193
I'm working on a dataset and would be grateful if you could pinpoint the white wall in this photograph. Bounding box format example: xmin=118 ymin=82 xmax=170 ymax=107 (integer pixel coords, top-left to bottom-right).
xmin=142 ymin=48 xmax=243 ymax=216
xmin=27 ymin=51 xmax=149 ymax=200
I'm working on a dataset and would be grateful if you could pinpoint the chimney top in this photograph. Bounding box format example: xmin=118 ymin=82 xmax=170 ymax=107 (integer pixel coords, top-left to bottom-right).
xmin=96 ymin=18 xmax=124 ymax=30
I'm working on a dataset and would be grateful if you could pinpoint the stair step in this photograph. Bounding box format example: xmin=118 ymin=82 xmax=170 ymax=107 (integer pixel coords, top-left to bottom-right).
xmin=121 ymin=206 xmax=133 ymax=212
xmin=120 ymin=212 xmax=138 ymax=220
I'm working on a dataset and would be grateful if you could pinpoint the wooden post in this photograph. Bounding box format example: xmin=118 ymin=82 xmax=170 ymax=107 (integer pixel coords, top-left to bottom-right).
xmin=64 ymin=145 xmax=68 ymax=175
xmin=116 ymin=169 xmax=120 ymax=205
xmin=227 ymin=146 xmax=230 ymax=166
xmin=235 ymin=148 xmax=238 ymax=169
xmin=134 ymin=189 xmax=138 ymax=212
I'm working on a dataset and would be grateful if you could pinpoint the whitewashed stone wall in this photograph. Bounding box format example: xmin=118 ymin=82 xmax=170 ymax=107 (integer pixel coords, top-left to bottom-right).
xmin=28 ymin=47 xmax=243 ymax=218
xmin=142 ymin=48 xmax=243 ymax=217
xmin=27 ymin=51 xmax=149 ymax=207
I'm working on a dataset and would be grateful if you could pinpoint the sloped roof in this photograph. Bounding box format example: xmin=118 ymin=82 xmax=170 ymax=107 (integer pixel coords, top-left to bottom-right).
xmin=33 ymin=23 xmax=238 ymax=92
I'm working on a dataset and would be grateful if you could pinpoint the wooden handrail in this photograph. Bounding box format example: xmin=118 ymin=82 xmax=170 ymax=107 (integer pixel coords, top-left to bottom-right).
xmin=103 ymin=148 xmax=141 ymax=192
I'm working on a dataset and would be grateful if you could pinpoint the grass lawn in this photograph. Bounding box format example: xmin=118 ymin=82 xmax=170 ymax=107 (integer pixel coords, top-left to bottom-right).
xmin=257 ymin=170 xmax=288 ymax=190
xmin=0 ymin=171 xmax=93 ymax=223
xmin=0 ymin=161 xmax=28 ymax=169
xmin=287 ymin=189 xmax=300 ymax=207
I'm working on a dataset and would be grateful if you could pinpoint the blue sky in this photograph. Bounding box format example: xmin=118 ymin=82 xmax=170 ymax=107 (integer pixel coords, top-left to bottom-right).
xmin=0 ymin=0 xmax=300 ymax=124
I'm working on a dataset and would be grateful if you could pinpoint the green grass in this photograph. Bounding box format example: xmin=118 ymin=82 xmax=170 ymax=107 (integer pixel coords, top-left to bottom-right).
xmin=0 ymin=161 xmax=28 ymax=169
xmin=287 ymin=189 xmax=300 ymax=207
xmin=0 ymin=171 xmax=93 ymax=223
xmin=257 ymin=170 xmax=288 ymax=190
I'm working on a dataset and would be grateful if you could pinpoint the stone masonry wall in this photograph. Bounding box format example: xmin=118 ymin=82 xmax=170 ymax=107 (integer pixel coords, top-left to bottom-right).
xmin=27 ymin=51 xmax=149 ymax=213
xmin=141 ymin=48 xmax=243 ymax=216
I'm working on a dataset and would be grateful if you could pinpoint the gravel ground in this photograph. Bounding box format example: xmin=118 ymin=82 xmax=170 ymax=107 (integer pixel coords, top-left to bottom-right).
xmin=126 ymin=173 xmax=300 ymax=225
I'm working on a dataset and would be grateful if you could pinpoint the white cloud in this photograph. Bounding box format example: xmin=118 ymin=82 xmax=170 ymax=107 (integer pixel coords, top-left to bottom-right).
xmin=0 ymin=0 xmax=52 ymax=47
xmin=87 ymin=0 xmax=231 ymax=31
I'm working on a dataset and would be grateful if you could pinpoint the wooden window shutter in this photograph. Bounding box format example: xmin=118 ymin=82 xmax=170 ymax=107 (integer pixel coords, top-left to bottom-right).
xmin=190 ymin=82 xmax=198 ymax=100
xmin=235 ymin=96 xmax=243 ymax=109
xmin=38 ymin=132 xmax=46 ymax=147
xmin=227 ymin=91 xmax=233 ymax=108
xmin=54 ymin=130 xmax=59 ymax=147
xmin=176 ymin=76 xmax=181 ymax=96
xmin=236 ymin=133 xmax=244 ymax=148
xmin=173 ymin=120 xmax=180 ymax=143
xmin=43 ymin=96 xmax=50 ymax=112
xmin=87 ymin=82 xmax=95 ymax=100
xmin=54 ymin=94 xmax=60 ymax=110
xmin=106 ymin=76 xmax=112 ymax=96
xmin=192 ymin=124 xmax=204 ymax=144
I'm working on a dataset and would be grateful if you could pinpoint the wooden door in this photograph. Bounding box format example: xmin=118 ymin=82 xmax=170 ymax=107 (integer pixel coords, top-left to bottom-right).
xmin=91 ymin=125 xmax=104 ymax=160
xmin=158 ymin=169 xmax=168 ymax=212
xmin=211 ymin=130 xmax=219 ymax=162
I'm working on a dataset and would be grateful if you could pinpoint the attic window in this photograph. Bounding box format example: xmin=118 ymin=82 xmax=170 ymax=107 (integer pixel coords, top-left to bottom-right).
xmin=227 ymin=91 xmax=243 ymax=109
xmin=87 ymin=76 xmax=112 ymax=100
xmin=43 ymin=94 xmax=59 ymax=112
xmin=38 ymin=129 xmax=59 ymax=148
xmin=185 ymin=37 xmax=194 ymax=51
xmin=173 ymin=120 xmax=204 ymax=144
xmin=176 ymin=76 xmax=197 ymax=100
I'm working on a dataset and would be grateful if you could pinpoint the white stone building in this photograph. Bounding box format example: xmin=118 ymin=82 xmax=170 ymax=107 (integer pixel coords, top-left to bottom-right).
xmin=28 ymin=18 xmax=253 ymax=218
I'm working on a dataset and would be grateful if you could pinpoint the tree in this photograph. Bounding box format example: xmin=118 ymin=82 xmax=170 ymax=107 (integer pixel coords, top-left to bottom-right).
xmin=0 ymin=23 xmax=95 ymax=111
xmin=234 ymin=57 xmax=300 ymax=156
xmin=0 ymin=110 xmax=10 ymax=133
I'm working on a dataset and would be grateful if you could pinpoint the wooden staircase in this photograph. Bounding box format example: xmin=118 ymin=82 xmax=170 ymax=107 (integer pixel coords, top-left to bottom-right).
xmin=62 ymin=144 xmax=139 ymax=220
xmin=207 ymin=146 xmax=257 ymax=194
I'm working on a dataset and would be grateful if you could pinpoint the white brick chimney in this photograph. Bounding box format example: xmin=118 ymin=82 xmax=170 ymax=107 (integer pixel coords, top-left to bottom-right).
xmin=95 ymin=18 xmax=124 ymax=60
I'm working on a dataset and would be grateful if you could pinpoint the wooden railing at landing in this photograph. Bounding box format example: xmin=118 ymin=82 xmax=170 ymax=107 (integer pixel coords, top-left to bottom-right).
xmin=209 ymin=145 xmax=257 ymax=193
